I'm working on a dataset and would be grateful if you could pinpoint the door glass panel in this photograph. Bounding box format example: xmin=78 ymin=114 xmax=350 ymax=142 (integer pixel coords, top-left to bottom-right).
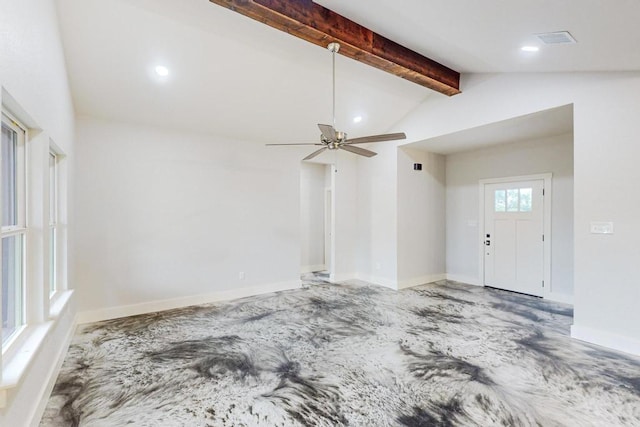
xmin=519 ymin=188 xmax=533 ymax=212
xmin=506 ymin=189 xmax=519 ymax=212
xmin=494 ymin=190 xmax=506 ymax=212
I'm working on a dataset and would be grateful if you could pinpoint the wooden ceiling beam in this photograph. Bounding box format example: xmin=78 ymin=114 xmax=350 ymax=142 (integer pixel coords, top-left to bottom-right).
xmin=209 ymin=0 xmax=461 ymax=96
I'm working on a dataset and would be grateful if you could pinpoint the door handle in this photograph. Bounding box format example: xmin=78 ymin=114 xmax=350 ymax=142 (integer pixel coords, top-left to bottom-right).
xmin=484 ymin=240 xmax=491 ymax=246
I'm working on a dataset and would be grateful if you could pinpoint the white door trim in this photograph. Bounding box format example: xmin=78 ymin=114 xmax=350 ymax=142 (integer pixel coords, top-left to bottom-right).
xmin=324 ymin=187 xmax=332 ymax=273
xmin=478 ymin=173 xmax=552 ymax=298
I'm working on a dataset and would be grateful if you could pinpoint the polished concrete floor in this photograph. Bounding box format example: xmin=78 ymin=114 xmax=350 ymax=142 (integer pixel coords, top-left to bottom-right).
xmin=41 ymin=278 xmax=640 ymax=426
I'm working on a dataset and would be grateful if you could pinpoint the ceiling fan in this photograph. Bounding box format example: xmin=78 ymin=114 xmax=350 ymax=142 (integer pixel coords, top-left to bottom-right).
xmin=266 ymin=42 xmax=407 ymax=161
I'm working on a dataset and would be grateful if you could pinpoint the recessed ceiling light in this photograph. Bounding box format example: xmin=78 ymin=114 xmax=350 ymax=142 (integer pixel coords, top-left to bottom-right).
xmin=155 ymin=65 xmax=169 ymax=77
xmin=353 ymin=116 xmax=363 ymax=123
xmin=521 ymin=46 xmax=540 ymax=52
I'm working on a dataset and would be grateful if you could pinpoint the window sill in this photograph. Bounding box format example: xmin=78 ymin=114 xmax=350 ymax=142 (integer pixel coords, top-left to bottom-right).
xmin=50 ymin=289 xmax=73 ymax=319
xmin=0 ymin=289 xmax=74 ymax=408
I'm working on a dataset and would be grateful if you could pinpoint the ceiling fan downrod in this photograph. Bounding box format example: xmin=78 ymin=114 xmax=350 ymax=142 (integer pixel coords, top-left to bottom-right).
xmin=328 ymin=42 xmax=340 ymax=130
xmin=264 ymin=41 xmax=407 ymax=161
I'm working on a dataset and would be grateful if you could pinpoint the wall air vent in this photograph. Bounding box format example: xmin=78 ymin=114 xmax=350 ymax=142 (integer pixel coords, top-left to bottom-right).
xmin=535 ymin=31 xmax=577 ymax=45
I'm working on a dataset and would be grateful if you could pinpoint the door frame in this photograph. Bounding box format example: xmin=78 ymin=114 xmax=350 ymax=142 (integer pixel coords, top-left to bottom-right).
xmin=324 ymin=186 xmax=333 ymax=275
xmin=478 ymin=173 xmax=552 ymax=298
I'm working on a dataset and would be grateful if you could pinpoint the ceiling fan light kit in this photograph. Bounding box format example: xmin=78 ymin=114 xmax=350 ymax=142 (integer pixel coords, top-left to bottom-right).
xmin=266 ymin=42 xmax=407 ymax=161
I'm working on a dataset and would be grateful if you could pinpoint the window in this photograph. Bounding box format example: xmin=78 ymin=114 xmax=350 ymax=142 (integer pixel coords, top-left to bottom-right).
xmin=49 ymin=151 xmax=58 ymax=295
xmin=495 ymin=188 xmax=533 ymax=213
xmin=1 ymin=113 xmax=26 ymax=346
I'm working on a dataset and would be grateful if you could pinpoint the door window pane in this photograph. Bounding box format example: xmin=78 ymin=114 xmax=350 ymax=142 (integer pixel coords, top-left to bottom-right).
xmin=519 ymin=188 xmax=533 ymax=212
xmin=494 ymin=190 xmax=506 ymax=212
xmin=2 ymin=234 xmax=24 ymax=344
xmin=506 ymin=189 xmax=519 ymax=212
xmin=1 ymin=123 xmax=17 ymax=227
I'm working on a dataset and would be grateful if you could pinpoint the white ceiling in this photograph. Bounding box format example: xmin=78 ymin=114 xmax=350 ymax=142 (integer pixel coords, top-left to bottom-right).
xmin=407 ymin=104 xmax=574 ymax=155
xmin=55 ymin=0 xmax=431 ymax=143
xmin=55 ymin=0 xmax=639 ymax=147
xmin=315 ymin=0 xmax=640 ymax=73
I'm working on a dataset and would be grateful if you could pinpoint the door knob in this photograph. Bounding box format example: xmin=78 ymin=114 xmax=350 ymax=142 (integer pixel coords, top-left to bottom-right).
xmin=485 ymin=240 xmax=491 ymax=246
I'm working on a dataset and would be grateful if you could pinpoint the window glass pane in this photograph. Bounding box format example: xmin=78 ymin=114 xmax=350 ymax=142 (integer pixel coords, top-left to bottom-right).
xmin=49 ymin=152 xmax=56 ymax=225
xmin=494 ymin=190 xmax=506 ymax=212
xmin=1 ymin=122 xmax=17 ymax=227
xmin=519 ymin=188 xmax=533 ymax=212
xmin=2 ymin=234 xmax=24 ymax=344
xmin=50 ymin=227 xmax=56 ymax=295
xmin=506 ymin=189 xmax=519 ymax=212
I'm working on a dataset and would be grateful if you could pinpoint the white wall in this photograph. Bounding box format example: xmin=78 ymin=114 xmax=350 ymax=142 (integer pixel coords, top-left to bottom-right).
xmin=390 ymin=71 xmax=640 ymax=355
xmin=397 ymin=147 xmax=446 ymax=288
xmin=445 ymin=134 xmax=574 ymax=301
xmin=332 ymin=154 xmax=359 ymax=281
xmin=0 ymin=0 xmax=76 ymax=424
xmin=300 ymin=162 xmax=326 ymax=272
xmin=73 ymin=117 xmax=304 ymax=317
xmin=355 ymin=142 xmax=399 ymax=288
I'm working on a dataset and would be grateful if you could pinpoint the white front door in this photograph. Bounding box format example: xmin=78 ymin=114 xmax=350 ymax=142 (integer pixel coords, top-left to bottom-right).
xmin=484 ymin=180 xmax=544 ymax=296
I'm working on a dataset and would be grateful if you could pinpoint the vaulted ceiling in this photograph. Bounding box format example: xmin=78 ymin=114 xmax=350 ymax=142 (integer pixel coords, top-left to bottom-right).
xmin=56 ymin=0 xmax=640 ymax=146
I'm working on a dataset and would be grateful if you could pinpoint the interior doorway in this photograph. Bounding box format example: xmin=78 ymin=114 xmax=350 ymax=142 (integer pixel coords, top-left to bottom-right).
xmin=300 ymin=162 xmax=334 ymax=277
xmin=480 ymin=174 xmax=551 ymax=297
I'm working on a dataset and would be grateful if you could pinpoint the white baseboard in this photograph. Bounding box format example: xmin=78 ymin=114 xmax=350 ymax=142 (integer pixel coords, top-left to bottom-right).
xmin=544 ymin=292 xmax=573 ymax=305
xmin=446 ymin=274 xmax=483 ymax=286
xmin=300 ymin=264 xmax=325 ymax=274
xmin=571 ymin=324 xmax=640 ymax=357
xmin=331 ymin=273 xmax=357 ymax=283
xmin=76 ymin=280 xmax=302 ymax=324
xmin=354 ymin=273 xmax=397 ymax=290
xmin=397 ymin=274 xmax=447 ymax=290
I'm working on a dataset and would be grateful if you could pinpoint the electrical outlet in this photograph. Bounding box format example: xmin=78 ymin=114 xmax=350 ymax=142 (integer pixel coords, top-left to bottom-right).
xmin=590 ymin=221 xmax=613 ymax=234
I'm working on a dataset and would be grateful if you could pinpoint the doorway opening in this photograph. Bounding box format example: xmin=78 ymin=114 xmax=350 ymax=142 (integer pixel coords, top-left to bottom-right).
xmin=300 ymin=162 xmax=335 ymax=279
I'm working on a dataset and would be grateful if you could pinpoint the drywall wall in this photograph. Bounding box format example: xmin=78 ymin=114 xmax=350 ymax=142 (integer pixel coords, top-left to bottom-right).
xmin=332 ymin=155 xmax=359 ymax=281
xmin=445 ymin=134 xmax=574 ymax=301
xmin=74 ymin=117 xmax=304 ymax=314
xmin=397 ymin=147 xmax=446 ymax=288
xmin=355 ymin=142 xmax=399 ymax=288
xmin=0 ymin=0 xmax=76 ymax=424
xmin=74 ymin=119 xmax=362 ymax=317
xmin=300 ymin=162 xmax=326 ymax=272
xmin=391 ymin=71 xmax=640 ymax=355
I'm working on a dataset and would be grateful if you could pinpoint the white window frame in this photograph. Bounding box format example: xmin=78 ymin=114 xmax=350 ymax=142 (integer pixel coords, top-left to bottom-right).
xmin=1 ymin=111 xmax=28 ymax=350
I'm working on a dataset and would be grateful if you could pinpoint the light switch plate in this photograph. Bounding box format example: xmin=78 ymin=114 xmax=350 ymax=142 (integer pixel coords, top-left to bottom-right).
xmin=590 ymin=221 xmax=614 ymax=234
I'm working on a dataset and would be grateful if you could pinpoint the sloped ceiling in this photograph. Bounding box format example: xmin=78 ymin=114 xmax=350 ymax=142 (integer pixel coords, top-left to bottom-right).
xmin=56 ymin=0 xmax=640 ymax=146
xmin=55 ymin=0 xmax=432 ymax=143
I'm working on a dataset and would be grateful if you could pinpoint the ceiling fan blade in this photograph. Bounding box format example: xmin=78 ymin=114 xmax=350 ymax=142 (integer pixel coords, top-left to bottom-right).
xmin=318 ymin=124 xmax=336 ymax=140
xmin=339 ymin=144 xmax=377 ymax=158
xmin=303 ymin=147 xmax=328 ymax=161
xmin=266 ymin=143 xmax=324 ymax=146
xmin=345 ymin=132 xmax=407 ymax=145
